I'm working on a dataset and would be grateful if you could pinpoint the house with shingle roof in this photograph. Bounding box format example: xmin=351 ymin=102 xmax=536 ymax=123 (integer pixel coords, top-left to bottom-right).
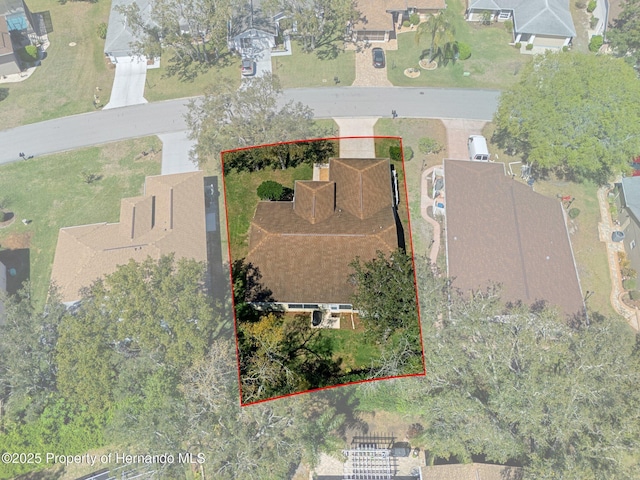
xmin=421 ymin=463 xmax=523 ymax=480
xmin=615 ymin=177 xmax=640 ymax=287
xmin=51 ymin=171 xmax=208 ymax=305
xmin=351 ymin=0 xmax=445 ymax=42
xmin=443 ymin=159 xmax=584 ymax=319
xmin=245 ymin=158 xmax=398 ymax=312
xmin=466 ymin=0 xmax=576 ymax=50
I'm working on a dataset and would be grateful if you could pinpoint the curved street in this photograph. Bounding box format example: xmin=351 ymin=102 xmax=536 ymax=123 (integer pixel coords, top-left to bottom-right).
xmin=0 ymin=87 xmax=500 ymax=165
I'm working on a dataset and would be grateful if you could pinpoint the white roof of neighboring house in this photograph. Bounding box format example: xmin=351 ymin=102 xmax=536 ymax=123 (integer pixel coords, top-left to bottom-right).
xmin=468 ymin=0 xmax=576 ymax=37
xmin=104 ymin=0 xmax=154 ymax=57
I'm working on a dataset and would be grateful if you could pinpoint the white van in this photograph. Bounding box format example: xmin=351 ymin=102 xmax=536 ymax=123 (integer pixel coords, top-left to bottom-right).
xmin=468 ymin=135 xmax=490 ymax=162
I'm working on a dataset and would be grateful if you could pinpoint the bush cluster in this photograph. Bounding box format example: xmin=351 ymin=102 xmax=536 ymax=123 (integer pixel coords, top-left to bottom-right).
xmin=419 ymin=137 xmax=443 ymax=155
xmin=257 ymin=181 xmax=286 ymax=201
xmin=456 ymin=42 xmax=472 ymax=60
xmin=589 ymin=35 xmax=603 ymax=52
xmin=409 ymin=13 xmax=420 ymax=25
xmin=19 ymin=45 xmax=38 ymax=62
xmin=587 ymin=0 xmax=597 ymax=12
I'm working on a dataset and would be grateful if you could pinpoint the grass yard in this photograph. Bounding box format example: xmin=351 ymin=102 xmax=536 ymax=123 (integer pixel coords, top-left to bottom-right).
xmin=144 ymin=53 xmax=242 ymax=102
xmin=0 ymin=138 xmax=161 ymax=308
xmin=481 ymin=123 xmax=617 ymax=319
xmin=374 ymin=119 xmax=448 ymax=258
xmin=223 ymin=162 xmax=314 ymax=259
xmin=272 ymin=41 xmax=355 ymax=88
xmin=387 ymin=0 xmax=530 ymax=89
xmin=0 ymin=0 xmax=114 ymax=129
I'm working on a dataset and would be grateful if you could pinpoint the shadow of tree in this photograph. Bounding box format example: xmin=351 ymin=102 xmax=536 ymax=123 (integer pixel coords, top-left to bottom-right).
xmin=0 ymin=88 xmax=8 ymax=102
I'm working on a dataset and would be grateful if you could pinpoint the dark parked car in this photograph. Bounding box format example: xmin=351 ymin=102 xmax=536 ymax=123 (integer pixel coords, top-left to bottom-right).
xmin=372 ymin=48 xmax=385 ymax=68
xmin=241 ymin=58 xmax=255 ymax=76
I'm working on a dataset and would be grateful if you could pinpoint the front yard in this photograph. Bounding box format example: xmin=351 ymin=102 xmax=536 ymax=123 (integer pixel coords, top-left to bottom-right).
xmin=272 ymin=41 xmax=356 ymax=88
xmin=0 ymin=138 xmax=161 ymax=308
xmin=387 ymin=0 xmax=530 ymax=89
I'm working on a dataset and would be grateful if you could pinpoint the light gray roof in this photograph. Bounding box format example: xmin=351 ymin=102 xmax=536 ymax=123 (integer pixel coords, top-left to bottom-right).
xmin=104 ymin=0 xmax=153 ymax=57
xmin=468 ymin=0 xmax=576 ymax=37
xmin=621 ymin=177 xmax=640 ymax=224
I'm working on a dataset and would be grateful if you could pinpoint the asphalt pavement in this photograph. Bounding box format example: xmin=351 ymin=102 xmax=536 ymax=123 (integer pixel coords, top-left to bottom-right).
xmin=0 ymin=87 xmax=500 ymax=165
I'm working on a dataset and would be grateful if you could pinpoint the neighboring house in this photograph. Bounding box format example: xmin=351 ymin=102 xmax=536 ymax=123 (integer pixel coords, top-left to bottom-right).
xmin=104 ymin=0 xmax=154 ymax=62
xmin=245 ymin=158 xmax=399 ymax=313
xmin=228 ymin=0 xmax=279 ymax=56
xmin=421 ymin=463 xmax=523 ymax=480
xmin=51 ymin=171 xmax=208 ymax=305
xmin=443 ymin=159 xmax=585 ymax=318
xmin=0 ymin=0 xmax=37 ymax=76
xmin=466 ymin=0 xmax=576 ymax=49
xmin=351 ymin=0 xmax=446 ymax=42
xmin=616 ymin=177 xmax=640 ymax=283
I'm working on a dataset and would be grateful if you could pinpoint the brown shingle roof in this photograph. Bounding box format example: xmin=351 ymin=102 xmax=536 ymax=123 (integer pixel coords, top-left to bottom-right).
xmin=355 ymin=0 xmax=446 ymax=31
xmin=246 ymin=158 xmax=397 ymax=304
xmin=444 ymin=159 xmax=584 ymax=318
xmin=51 ymin=171 xmax=207 ymax=303
xmin=421 ymin=463 xmax=523 ymax=480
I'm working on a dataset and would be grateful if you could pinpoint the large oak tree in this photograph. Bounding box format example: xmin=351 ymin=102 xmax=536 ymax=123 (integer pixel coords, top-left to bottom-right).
xmin=493 ymin=52 xmax=640 ymax=183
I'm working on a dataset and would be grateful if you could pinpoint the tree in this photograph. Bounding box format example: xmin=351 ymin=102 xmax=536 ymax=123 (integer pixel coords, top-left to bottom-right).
xmin=238 ymin=312 xmax=341 ymax=403
xmin=179 ymin=340 xmax=348 ymax=479
xmin=117 ymin=0 xmax=235 ymax=76
xmin=0 ymin=284 xmax=65 ymax=420
xmin=415 ymin=9 xmax=457 ymax=64
xmin=186 ymin=74 xmax=319 ymax=166
xmin=608 ymin=0 xmax=640 ymax=71
xmin=493 ymin=52 xmax=640 ymax=183
xmin=56 ymin=255 xmax=216 ymax=413
xmin=349 ymin=249 xmax=419 ymax=341
xmin=263 ymin=0 xmax=359 ymax=52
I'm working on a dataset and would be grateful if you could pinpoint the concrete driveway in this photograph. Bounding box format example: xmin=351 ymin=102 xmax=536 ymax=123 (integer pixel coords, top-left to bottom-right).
xmin=104 ymin=56 xmax=148 ymax=110
xmin=334 ymin=118 xmax=378 ymax=157
xmin=158 ymin=130 xmax=199 ymax=175
xmin=441 ymin=118 xmax=487 ymax=160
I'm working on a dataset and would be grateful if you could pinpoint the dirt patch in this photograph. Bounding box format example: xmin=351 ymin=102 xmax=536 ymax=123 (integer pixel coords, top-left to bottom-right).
xmin=352 ymin=410 xmax=418 ymax=443
xmin=2 ymin=231 xmax=32 ymax=249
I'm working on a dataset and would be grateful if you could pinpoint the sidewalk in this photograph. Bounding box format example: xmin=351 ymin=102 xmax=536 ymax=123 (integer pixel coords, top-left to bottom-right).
xmin=597 ymin=186 xmax=640 ymax=331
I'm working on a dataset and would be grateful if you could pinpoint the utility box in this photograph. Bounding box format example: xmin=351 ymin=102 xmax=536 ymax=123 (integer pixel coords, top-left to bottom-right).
xmin=468 ymin=135 xmax=490 ymax=161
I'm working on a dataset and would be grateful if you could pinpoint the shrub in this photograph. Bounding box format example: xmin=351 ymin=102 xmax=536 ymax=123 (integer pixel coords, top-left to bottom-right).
xmin=504 ymin=19 xmax=513 ymax=33
xmin=96 ymin=22 xmax=108 ymax=40
xmin=587 ymin=0 xmax=596 ymax=12
xmin=568 ymin=208 xmax=580 ymax=219
xmin=562 ymin=45 xmax=569 ymax=52
xmin=389 ymin=145 xmax=402 ymax=162
xmin=19 ymin=45 xmax=38 ymax=62
xmin=630 ymin=290 xmax=640 ymax=301
xmin=257 ymin=181 xmax=285 ymax=201
xmin=419 ymin=137 xmax=443 ymax=155
xmin=407 ymin=423 xmax=424 ymax=438
xmin=590 ymin=16 xmax=599 ymax=28
xmin=409 ymin=13 xmax=420 ymax=25
xmin=589 ymin=35 xmax=603 ymax=52
xmin=456 ymin=42 xmax=471 ymax=60
xmin=402 ymin=20 xmax=411 ymax=28
xmin=404 ymin=146 xmax=414 ymax=161
xmin=623 ymin=278 xmax=637 ymax=291
xmin=80 ymin=170 xmax=100 ymax=184
xmin=525 ymin=43 xmax=534 ymax=50
xmin=515 ymin=42 xmax=522 ymax=49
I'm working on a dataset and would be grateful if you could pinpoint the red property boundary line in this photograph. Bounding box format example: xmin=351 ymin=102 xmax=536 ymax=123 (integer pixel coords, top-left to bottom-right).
xmin=220 ymin=136 xmax=426 ymax=407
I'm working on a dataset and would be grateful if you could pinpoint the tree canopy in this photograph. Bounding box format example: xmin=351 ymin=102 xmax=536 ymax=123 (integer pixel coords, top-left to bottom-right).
xmin=608 ymin=0 xmax=640 ymax=71
xmin=263 ymin=0 xmax=359 ymax=52
xmin=186 ymin=74 xmax=321 ymax=166
xmin=493 ymin=52 xmax=640 ymax=183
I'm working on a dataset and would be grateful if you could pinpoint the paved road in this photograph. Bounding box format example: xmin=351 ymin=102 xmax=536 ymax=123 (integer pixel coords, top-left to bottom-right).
xmin=0 ymin=87 xmax=500 ymax=164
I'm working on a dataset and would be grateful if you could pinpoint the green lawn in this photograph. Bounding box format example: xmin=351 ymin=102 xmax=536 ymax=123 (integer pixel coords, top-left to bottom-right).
xmin=144 ymin=53 xmax=241 ymax=102
xmin=272 ymin=41 xmax=355 ymax=88
xmin=0 ymin=138 xmax=162 ymax=308
xmin=0 ymin=0 xmax=114 ymax=129
xmin=387 ymin=0 xmax=530 ymax=89
xmin=323 ymin=327 xmax=380 ymax=371
xmin=224 ymin=162 xmax=314 ymax=259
